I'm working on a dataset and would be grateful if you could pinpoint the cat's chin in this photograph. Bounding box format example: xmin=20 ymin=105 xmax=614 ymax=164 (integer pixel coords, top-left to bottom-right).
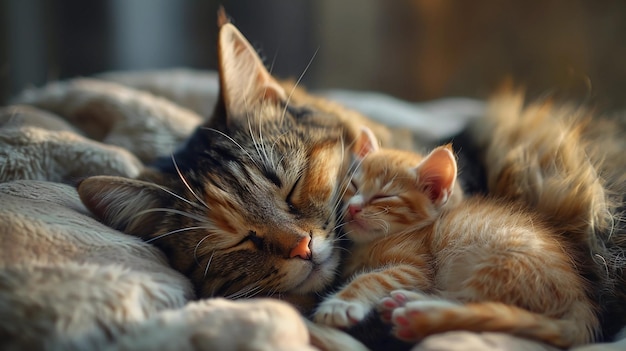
xmin=288 ymin=248 xmax=340 ymax=294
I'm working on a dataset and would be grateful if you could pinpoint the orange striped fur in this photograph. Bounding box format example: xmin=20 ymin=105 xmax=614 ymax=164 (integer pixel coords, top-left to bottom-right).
xmin=313 ymin=129 xmax=598 ymax=348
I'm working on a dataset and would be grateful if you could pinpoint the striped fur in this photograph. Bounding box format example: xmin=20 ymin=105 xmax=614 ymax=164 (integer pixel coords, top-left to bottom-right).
xmin=470 ymin=91 xmax=626 ymax=339
xmin=314 ymin=131 xmax=599 ymax=348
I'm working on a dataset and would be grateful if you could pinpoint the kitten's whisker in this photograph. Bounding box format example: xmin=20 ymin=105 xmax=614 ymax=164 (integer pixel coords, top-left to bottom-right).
xmin=369 ymin=208 xmax=390 ymax=216
xmin=201 ymin=127 xmax=261 ymax=169
xmin=371 ymin=218 xmax=390 ymax=234
xmin=171 ymin=154 xmax=210 ymax=209
xmin=146 ymin=226 xmax=210 ymax=243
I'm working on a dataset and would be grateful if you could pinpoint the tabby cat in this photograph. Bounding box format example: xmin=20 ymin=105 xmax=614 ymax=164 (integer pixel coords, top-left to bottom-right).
xmin=313 ymin=127 xmax=598 ymax=348
xmin=75 ymin=17 xmax=393 ymax=313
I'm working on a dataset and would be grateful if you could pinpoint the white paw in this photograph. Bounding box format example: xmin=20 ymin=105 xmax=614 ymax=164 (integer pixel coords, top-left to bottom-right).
xmin=314 ymin=297 xmax=370 ymax=328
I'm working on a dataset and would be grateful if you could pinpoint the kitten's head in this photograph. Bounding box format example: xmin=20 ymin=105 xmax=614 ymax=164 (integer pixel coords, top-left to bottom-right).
xmin=77 ymin=22 xmax=357 ymax=300
xmin=343 ymin=128 xmax=462 ymax=243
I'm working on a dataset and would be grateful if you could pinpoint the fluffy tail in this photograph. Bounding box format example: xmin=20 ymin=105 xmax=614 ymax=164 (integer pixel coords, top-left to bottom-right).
xmin=468 ymin=90 xmax=626 ymax=340
xmin=391 ymin=299 xmax=594 ymax=348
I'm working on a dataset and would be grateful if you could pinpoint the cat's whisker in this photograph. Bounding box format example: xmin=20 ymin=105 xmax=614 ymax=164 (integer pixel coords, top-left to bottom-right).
xmin=146 ymin=225 xmax=210 ymax=244
xmin=226 ymin=284 xmax=263 ymax=300
xmin=255 ymin=116 xmax=275 ymax=170
xmin=329 ymin=162 xmax=363 ymax=221
xmin=171 ymin=154 xmax=210 ymax=209
xmin=330 ymin=221 xmax=350 ymax=232
xmin=152 ymin=183 xmax=205 ymax=210
xmin=132 ymin=207 xmax=212 ymax=226
xmin=246 ymin=113 xmax=267 ymax=170
xmin=331 ymin=170 xmax=360 ymax=221
xmin=280 ymin=46 xmax=319 ymax=124
xmin=201 ymin=127 xmax=261 ymax=169
xmin=203 ymin=250 xmax=216 ymax=279
xmin=194 ymin=234 xmax=216 ymax=265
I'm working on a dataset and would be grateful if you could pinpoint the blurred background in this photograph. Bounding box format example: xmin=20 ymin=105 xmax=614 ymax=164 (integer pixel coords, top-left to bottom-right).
xmin=2 ymin=0 xmax=626 ymax=110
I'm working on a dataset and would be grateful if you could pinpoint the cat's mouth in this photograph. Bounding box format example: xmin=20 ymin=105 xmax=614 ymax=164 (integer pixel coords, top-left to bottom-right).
xmin=289 ymin=238 xmax=340 ymax=294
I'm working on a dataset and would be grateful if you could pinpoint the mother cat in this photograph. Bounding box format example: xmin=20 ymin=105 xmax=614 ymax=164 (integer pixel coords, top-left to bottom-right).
xmin=74 ymin=12 xmax=626 ymax=351
xmin=77 ymin=17 xmax=393 ymax=312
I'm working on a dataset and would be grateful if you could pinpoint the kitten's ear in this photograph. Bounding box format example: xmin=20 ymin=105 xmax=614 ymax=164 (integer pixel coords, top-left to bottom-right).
xmin=77 ymin=176 xmax=166 ymax=238
xmin=217 ymin=22 xmax=287 ymax=116
xmin=414 ymin=144 xmax=457 ymax=207
xmin=353 ymin=126 xmax=380 ymax=158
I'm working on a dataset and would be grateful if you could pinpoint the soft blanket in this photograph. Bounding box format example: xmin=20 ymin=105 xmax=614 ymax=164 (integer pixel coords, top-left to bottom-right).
xmin=0 ymin=69 xmax=623 ymax=351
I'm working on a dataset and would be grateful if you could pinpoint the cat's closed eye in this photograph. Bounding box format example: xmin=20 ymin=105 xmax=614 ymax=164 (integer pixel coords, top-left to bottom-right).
xmin=286 ymin=175 xmax=302 ymax=214
xmin=235 ymin=230 xmax=265 ymax=250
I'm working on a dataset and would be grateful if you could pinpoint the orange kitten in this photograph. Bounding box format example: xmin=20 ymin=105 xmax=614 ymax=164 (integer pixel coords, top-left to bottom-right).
xmin=314 ymin=128 xmax=598 ymax=348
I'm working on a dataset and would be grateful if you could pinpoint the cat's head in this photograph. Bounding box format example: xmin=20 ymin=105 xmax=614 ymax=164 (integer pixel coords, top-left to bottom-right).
xmin=343 ymin=128 xmax=462 ymax=243
xmin=77 ymin=22 xmax=358 ymax=301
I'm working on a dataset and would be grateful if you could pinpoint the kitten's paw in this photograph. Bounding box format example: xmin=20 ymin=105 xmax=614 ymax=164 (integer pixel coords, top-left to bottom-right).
xmin=314 ymin=298 xmax=370 ymax=328
xmin=378 ymin=289 xmax=428 ymax=323
xmin=390 ymin=299 xmax=460 ymax=342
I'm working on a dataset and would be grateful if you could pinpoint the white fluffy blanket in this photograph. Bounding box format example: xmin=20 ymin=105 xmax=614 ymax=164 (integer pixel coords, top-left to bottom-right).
xmin=1 ymin=69 xmax=623 ymax=351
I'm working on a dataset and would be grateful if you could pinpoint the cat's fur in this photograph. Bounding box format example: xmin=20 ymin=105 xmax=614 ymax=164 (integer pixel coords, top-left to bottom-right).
xmin=71 ymin=11 xmax=626 ymax=351
xmin=75 ymin=16 xmax=395 ymax=316
xmin=313 ymin=128 xmax=598 ymax=348
xmin=469 ymin=91 xmax=626 ymax=340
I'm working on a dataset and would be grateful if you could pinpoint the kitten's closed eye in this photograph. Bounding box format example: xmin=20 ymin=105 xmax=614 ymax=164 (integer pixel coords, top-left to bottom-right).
xmin=371 ymin=194 xmax=395 ymax=202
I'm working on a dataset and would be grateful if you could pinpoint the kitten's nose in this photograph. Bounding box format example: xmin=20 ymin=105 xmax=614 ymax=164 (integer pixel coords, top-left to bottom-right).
xmin=289 ymin=236 xmax=312 ymax=260
xmin=348 ymin=203 xmax=362 ymax=217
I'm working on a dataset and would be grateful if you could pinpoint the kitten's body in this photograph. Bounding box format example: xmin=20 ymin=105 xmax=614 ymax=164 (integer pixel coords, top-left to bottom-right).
xmin=72 ymin=12 xmax=626 ymax=351
xmin=315 ymin=137 xmax=598 ymax=348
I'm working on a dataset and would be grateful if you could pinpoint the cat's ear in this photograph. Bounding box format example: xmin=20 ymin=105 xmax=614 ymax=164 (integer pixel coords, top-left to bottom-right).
xmin=77 ymin=176 xmax=166 ymax=238
xmin=414 ymin=144 xmax=457 ymax=207
xmin=353 ymin=126 xmax=380 ymax=158
xmin=217 ymin=22 xmax=287 ymax=116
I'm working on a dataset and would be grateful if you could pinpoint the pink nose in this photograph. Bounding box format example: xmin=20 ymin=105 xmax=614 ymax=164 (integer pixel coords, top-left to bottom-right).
xmin=289 ymin=236 xmax=312 ymax=260
xmin=348 ymin=203 xmax=362 ymax=217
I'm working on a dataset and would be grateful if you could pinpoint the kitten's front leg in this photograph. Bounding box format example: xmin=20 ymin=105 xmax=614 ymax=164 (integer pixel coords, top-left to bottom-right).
xmin=378 ymin=289 xmax=429 ymax=322
xmin=314 ymin=296 xmax=371 ymax=327
xmin=313 ymin=265 xmax=431 ymax=328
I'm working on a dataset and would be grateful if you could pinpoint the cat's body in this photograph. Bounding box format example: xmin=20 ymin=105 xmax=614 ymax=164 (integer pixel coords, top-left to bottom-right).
xmin=76 ymin=16 xmax=399 ymax=316
xmin=314 ymin=134 xmax=598 ymax=348
xmin=72 ymin=12 xmax=626 ymax=351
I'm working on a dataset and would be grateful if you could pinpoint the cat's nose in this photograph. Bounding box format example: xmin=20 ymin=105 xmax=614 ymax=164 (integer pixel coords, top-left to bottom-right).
xmin=289 ymin=236 xmax=312 ymax=260
xmin=348 ymin=203 xmax=362 ymax=217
